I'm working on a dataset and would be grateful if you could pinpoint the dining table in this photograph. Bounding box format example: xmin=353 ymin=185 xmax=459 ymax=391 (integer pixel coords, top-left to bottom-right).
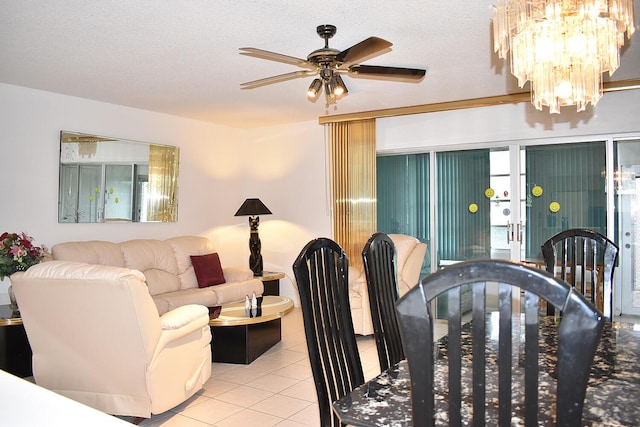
xmin=332 ymin=314 xmax=640 ymax=426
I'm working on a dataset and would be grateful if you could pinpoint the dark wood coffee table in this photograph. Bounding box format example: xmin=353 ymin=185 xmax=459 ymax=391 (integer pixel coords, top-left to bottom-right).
xmin=209 ymin=296 xmax=293 ymax=364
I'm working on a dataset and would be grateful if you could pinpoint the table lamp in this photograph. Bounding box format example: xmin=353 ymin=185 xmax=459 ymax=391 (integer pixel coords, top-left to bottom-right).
xmin=234 ymin=198 xmax=272 ymax=276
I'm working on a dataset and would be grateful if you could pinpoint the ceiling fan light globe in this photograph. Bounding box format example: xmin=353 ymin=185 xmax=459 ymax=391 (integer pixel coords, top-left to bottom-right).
xmin=325 ymin=80 xmax=336 ymax=97
xmin=333 ymin=74 xmax=348 ymax=96
xmin=307 ymin=78 xmax=322 ymax=98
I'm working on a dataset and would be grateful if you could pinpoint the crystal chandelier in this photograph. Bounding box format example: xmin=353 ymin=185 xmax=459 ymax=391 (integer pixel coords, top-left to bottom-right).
xmin=492 ymin=0 xmax=636 ymax=113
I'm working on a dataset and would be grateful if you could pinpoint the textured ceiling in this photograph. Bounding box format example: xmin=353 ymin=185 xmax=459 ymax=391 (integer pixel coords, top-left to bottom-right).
xmin=1 ymin=0 xmax=638 ymax=129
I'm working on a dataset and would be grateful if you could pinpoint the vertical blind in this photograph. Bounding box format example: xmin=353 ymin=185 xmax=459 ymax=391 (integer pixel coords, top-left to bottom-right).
xmin=328 ymin=119 xmax=377 ymax=270
xmin=436 ymin=150 xmax=491 ymax=262
xmin=377 ymin=154 xmax=431 ymax=272
xmin=525 ymin=142 xmax=606 ymax=259
xmin=377 ymin=150 xmax=491 ymax=268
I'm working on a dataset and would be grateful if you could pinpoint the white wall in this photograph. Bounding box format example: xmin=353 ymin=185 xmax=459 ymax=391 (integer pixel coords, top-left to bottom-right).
xmin=210 ymin=122 xmax=332 ymax=303
xmin=377 ymin=89 xmax=640 ymax=151
xmin=0 ymin=83 xmax=329 ymax=305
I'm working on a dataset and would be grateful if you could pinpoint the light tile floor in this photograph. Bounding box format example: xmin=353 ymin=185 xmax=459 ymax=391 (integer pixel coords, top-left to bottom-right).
xmin=133 ymin=308 xmax=389 ymax=427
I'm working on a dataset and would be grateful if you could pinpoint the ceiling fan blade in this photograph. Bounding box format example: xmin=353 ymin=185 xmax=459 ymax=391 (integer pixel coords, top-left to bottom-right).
xmin=239 ymin=47 xmax=316 ymax=70
xmin=348 ymin=64 xmax=426 ymax=80
xmin=335 ymin=37 xmax=393 ymax=65
xmin=240 ymin=70 xmax=317 ymax=89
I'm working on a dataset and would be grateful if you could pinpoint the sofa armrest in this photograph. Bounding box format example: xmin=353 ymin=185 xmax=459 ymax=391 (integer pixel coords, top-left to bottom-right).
xmin=159 ymin=304 xmax=209 ymax=331
xmin=397 ymin=241 xmax=427 ymax=296
xmin=155 ymin=305 xmax=211 ymax=357
xmin=223 ymin=266 xmax=254 ymax=282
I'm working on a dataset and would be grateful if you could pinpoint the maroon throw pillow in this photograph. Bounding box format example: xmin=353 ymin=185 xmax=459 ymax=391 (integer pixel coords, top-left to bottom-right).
xmin=191 ymin=253 xmax=226 ymax=288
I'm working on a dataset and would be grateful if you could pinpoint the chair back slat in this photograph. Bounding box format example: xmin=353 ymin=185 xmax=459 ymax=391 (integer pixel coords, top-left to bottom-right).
xmin=542 ymin=228 xmax=619 ymax=319
xmin=362 ymin=233 xmax=405 ymax=372
xmin=293 ymin=238 xmax=364 ymax=427
xmin=497 ymin=283 xmax=512 ymax=426
xmin=471 ymin=283 xmax=486 ymax=427
xmin=524 ymin=291 xmax=540 ymax=427
xmin=448 ymin=287 xmax=462 ymax=426
xmin=396 ymin=260 xmax=605 ymax=427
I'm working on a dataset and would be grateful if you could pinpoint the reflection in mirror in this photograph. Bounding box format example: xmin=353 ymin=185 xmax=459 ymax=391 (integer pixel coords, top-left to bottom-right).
xmin=59 ymin=131 xmax=179 ymax=223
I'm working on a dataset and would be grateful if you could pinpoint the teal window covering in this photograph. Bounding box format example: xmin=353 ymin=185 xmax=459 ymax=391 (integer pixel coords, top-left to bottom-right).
xmin=377 ymin=154 xmax=430 ymax=273
xmin=436 ymin=150 xmax=491 ymax=263
xmin=524 ymin=142 xmax=606 ymax=260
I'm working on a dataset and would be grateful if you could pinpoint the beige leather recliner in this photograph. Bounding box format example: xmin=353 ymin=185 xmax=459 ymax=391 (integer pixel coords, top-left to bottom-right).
xmin=11 ymin=260 xmax=212 ymax=419
xmin=349 ymin=233 xmax=427 ymax=336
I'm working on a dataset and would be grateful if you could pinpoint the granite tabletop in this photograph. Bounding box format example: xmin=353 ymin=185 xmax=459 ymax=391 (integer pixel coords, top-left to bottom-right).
xmin=333 ymin=315 xmax=640 ymax=426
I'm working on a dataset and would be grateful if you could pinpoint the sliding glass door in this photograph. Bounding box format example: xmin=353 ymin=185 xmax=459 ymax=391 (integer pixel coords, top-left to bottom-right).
xmin=378 ymin=141 xmax=608 ymax=269
xmin=436 ymin=149 xmax=491 ymax=265
xmin=378 ymin=137 xmax=633 ymax=317
xmin=615 ymin=139 xmax=640 ymax=316
xmin=523 ymin=142 xmax=607 ymax=261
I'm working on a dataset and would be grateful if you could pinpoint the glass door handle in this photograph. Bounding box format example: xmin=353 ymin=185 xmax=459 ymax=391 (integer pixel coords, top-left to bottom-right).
xmin=507 ymin=222 xmax=514 ymax=243
xmin=507 ymin=222 xmax=523 ymax=243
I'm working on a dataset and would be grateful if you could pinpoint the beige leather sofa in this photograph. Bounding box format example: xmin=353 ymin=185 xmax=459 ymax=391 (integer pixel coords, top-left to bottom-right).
xmin=349 ymin=234 xmax=427 ymax=335
xmin=51 ymin=236 xmax=263 ymax=315
xmin=11 ymin=261 xmax=212 ymax=418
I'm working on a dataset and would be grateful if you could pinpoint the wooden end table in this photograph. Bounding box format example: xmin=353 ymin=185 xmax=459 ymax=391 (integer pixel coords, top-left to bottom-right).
xmin=0 ymin=304 xmax=32 ymax=377
xmin=209 ymin=295 xmax=293 ymax=364
xmin=257 ymin=271 xmax=285 ymax=296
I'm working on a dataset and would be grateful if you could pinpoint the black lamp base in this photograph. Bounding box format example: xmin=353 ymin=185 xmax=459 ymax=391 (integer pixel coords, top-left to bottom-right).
xmin=249 ymin=216 xmax=263 ymax=276
xmin=250 ymin=254 xmax=263 ymax=276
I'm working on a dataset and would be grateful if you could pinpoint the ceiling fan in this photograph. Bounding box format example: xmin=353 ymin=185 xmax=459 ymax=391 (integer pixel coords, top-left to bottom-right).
xmin=239 ymin=25 xmax=427 ymax=105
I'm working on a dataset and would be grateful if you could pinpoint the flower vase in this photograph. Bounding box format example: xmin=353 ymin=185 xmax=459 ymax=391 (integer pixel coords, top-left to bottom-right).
xmin=7 ymin=284 xmax=19 ymax=314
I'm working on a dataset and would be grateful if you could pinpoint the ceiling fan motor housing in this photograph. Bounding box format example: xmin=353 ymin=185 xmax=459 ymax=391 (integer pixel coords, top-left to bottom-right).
xmin=307 ymin=48 xmax=341 ymax=68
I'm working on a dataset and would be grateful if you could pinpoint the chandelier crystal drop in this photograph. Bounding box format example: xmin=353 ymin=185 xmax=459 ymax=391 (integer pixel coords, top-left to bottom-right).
xmin=492 ymin=0 xmax=635 ymax=113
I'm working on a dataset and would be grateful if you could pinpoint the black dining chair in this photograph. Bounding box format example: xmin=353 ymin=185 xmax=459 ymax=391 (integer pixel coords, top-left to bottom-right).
xmin=541 ymin=228 xmax=619 ymax=319
xmin=396 ymin=259 xmax=605 ymax=427
xmin=362 ymin=232 xmax=404 ymax=372
xmin=293 ymin=237 xmax=365 ymax=427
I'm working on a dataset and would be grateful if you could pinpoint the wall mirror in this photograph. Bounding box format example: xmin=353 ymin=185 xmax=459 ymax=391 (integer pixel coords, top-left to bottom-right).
xmin=58 ymin=131 xmax=179 ymax=223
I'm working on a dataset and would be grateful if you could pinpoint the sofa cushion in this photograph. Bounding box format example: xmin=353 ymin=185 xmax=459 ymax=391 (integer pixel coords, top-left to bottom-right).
xmin=166 ymin=236 xmax=216 ymax=290
xmin=222 ymin=267 xmax=254 ymax=283
xmin=119 ymin=239 xmax=181 ymax=295
xmin=211 ymin=278 xmax=264 ymax=305
xmin=52 ymin=241 xmax=125 ymax=267
xmin=153 ymin=288 xmax=220 ymax=312
xmin=22 ymin=260 xmax=145 ymax=282
xmin=190 ymin=253 xmax=226 ymax=288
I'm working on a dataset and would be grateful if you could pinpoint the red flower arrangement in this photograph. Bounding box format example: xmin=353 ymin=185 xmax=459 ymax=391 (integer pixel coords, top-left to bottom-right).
xmin=0 ymin=232 xmax=49 ymax=280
